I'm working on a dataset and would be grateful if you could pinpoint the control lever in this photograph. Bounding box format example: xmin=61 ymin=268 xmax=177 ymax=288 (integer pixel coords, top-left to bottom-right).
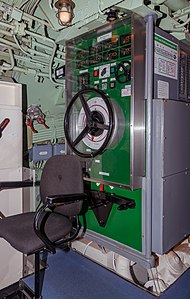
xmin=105 ymin=192 xmax=136 ymax=210
xmin=88 ymin=190 xmax=109 ymax=209
xmin=0 ymin=118 xmax=10 ymax=138
xmin=87 ymin=190 xmax=136 ymax=227
xmin=117 ymin=202 xmax=134 ymax=210
xmin=88 ymin=190 xmax=136 ymax=211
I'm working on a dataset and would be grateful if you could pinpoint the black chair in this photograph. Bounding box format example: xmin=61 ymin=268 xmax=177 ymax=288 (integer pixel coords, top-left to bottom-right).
xmin=0 ymin=155 xmax=87 ymax=299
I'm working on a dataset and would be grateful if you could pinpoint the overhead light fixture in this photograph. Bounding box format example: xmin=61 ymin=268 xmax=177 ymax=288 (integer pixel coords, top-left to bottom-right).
xmin=55 ymin=0 xmax=75 ymax=26
xmin=105 ymin=9 xmax=119 ymax=23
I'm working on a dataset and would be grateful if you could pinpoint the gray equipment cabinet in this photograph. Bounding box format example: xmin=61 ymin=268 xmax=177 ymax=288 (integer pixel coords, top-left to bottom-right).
xmin=152 ymin=99 xmax=190 ymax=254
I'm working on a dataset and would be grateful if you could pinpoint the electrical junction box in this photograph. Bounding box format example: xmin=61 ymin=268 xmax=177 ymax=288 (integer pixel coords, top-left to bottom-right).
xmin=154 ymin=27 xmax=190 ymax=101
xmin=30 ymin=144 xmax=52 ymax=163
xmin=29 ymin=144 xmax=65 ymax=163
xmin=52 ymin=143 xmax=65 ymax=155
xmin=152 ymin=99 xmax=190 ymax=254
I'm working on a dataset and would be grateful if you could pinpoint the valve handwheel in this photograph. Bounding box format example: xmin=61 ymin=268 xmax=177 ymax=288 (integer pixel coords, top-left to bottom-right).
xmin=64 ymin=88 xmax=115 ymax=158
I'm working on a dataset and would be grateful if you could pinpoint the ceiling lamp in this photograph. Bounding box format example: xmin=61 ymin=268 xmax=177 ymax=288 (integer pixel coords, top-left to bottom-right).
xmin=55 ymin=0 xmax=75 ymax=26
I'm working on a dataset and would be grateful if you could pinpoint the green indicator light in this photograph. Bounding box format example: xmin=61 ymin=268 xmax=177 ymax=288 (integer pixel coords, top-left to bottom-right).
xmin=110 ymin=66 xmax=115 ymax=74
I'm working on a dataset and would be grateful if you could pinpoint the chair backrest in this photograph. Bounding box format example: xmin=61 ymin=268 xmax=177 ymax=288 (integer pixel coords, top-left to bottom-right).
xmin=40 ymin=155 xmax=84 ymax=216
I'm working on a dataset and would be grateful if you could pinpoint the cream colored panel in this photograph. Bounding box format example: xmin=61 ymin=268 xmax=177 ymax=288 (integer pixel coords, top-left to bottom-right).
xmin=0 ymin=81 xmax=22 ymax=169
xmin=0 ymin=168 xmax=23 ymax=216
xmin=0 ymin=240 xmax=23 ymax=289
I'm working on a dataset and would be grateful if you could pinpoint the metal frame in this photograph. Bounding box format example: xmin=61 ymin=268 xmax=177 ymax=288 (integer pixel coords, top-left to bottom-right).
xmin=143 ymin=13 xmax=157 ymax=262
xmin=130 ymin=13 xmax=146 ymax=190
xmin=84 ymin=229 xmax=154 ymax=269
xmin=64 ymin=13 xmax=157 ymax=267
xmin=83 ymin=13 xmax=156 ymax=268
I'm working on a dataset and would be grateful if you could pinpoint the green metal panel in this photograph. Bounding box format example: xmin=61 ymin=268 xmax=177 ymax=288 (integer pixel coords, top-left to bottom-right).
xmin=66 ymin=15 xmax=145 ymax=252
xmin=67 ymin=17 xmax=132 ymax=186
xmin=82 ymin=184 xmax=142 ymax=252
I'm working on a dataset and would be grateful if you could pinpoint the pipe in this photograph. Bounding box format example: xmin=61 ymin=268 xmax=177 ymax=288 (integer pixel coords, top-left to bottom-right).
xmin=0 ymin=28 xmax=12 ymax=37
xmin=48 ymin=41 xmax=64 ymax=87
xmin=0 ymin=48 xmax=14 ymax=71
xmin=150 ymin=0 xmax=189 ymax=10
xmin=0 ymin=50 xmax=48 ymax=67
xmin=18 ymin=0 xmax=30 ymax=10
xmin=25 ymin=29 xmax=65 ymax=58
xmin=0 ymin=37 xmax=18 ymax=49
xmin=0 ymin=42 xmax=63 ymax=83
xmin=38 ymin=3 xmax=57 ymax=31
xmin=25 ymin=29 xmax=64 ymax=86
xmin=164 ymin=0 xmax=189 ymax=11
xmin=0 ymin=3 xmax=53 ymax=28
xmin=25 ymin=29 xmax=56 ymax=44
xmin=14 ymin=54 xmax=48 ymax=66
xmin=0 ymin=52 xmax=59 ymax=85
xmin=22 ymin=12 xmax=52 ymax=28
xmin=0 ymin=37 xmax=63 ymax=64
xmin=6 ymin=48 xmax=14 ymax=70
xmin=0 ymin=42 xmax=14 ymax=51
xmin=144 ymin=13 xmax=157 ymax=261
xmin=32 ymin=40 xmax=65 ymax=57
xmin=0 ymin=1 xmax=52 ymax=27
xmin=12 ymin=65 xmax=49 ymax=78
xmin=98 ymin=0 xmax=104 ymax=15
xmin=6 ymin=65 xmax=28 ymax=74
xmin=0 ymin=19 xmax=65 ymax=62
xmin=174 ymin=16 xmax=190 ymax=28
xmin=0 ymin=28 xmax=64 ymax=86
xmin=13 ymin=34 xmax=32 ymax=57
xmin=11 ymin=35 xmax=64 ymax=64
xmin=150 ymin=0 xmax=167 ymax=5
xmin=0 ymin=21 xmax=14 ymax=29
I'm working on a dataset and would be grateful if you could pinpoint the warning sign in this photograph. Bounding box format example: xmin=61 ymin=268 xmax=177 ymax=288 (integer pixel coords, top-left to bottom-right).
xmin=154 ymin=34 xmax=178 ymax=80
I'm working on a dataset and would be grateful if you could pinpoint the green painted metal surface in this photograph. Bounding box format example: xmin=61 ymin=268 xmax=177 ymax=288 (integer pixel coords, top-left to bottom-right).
xmin=67 ymin=17 xmax=132 ymax=186
xmin=66 ymin=16 xmax=143 ymax=252
xmin=82 ymin=184 xmax=142 ymax=252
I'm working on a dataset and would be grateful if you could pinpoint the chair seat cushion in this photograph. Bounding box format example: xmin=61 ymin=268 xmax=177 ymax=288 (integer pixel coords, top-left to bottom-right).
xmin=0 ymin=212 xmax=72 ymax=254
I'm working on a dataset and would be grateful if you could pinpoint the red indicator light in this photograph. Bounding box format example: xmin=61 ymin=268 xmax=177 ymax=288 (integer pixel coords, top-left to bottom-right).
xmin=94 ymin=70 xmax=99 ymax=77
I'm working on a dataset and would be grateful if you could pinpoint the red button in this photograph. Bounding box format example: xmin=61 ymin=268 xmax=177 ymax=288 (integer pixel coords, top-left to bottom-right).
xmin=94 ymin=70 xmax=99 ymax=77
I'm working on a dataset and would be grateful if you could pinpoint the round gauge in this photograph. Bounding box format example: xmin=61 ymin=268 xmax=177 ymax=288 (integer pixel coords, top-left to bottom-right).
xmin=78 ymin=97 xmax=110 ymax=150
xmin=64 ymin=88 xmax=124 ymax=158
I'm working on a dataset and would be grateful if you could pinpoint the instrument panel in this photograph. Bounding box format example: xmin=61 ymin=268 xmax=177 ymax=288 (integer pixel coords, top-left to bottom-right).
xmin=66 ymin=15 xmax=145 ymax=190
xmin=65 ymin=14 xmax=146 ymax=252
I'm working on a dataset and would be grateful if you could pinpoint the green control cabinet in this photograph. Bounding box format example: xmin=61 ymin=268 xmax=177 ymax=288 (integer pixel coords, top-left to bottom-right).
xmin=65 ymin=12 xmax=190 ymax=269
xmin=65 ymin=14 xmax=146 ymax=254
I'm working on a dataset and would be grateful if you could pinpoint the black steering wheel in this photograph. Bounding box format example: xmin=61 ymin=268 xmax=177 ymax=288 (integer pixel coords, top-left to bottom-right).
xmin=64 ymin=88 xmax=115 ymax=158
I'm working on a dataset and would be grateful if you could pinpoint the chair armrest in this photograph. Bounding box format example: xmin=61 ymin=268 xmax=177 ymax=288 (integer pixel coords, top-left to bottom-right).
xmin=34 ymin=201 xmax=84 ymax=254
xmin=46 ymin=193 xmax=87 ymax=206
xmin=34 ymin=203 xmax=56 ymax=254
xmin=0 ymin=180 xmax=34 ymax=191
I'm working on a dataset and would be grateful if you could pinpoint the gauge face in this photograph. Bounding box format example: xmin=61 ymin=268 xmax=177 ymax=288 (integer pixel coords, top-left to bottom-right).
xmin=78 ymin=97 xmax=110 ymax=150
xmin=64 ymin=87 xmax=124 ymax=158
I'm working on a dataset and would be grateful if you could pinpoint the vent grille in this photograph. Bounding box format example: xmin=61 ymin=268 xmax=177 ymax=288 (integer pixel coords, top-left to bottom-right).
xmin=179 ymin=52 xmax=186 ymax=99
xmin=187 ymin=55 xmax=190 ymax=100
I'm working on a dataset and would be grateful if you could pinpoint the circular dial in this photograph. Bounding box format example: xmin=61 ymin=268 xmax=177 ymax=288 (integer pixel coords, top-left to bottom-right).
xmin=78 ymin=97 xmax=110 ymax=150
xmin=64 ymin=88 xmax=114 ymax=158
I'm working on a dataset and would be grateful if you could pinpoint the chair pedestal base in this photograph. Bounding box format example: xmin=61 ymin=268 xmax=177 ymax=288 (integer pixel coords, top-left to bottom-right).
xmin=19 ymin=251 xmax=43 ymax=299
